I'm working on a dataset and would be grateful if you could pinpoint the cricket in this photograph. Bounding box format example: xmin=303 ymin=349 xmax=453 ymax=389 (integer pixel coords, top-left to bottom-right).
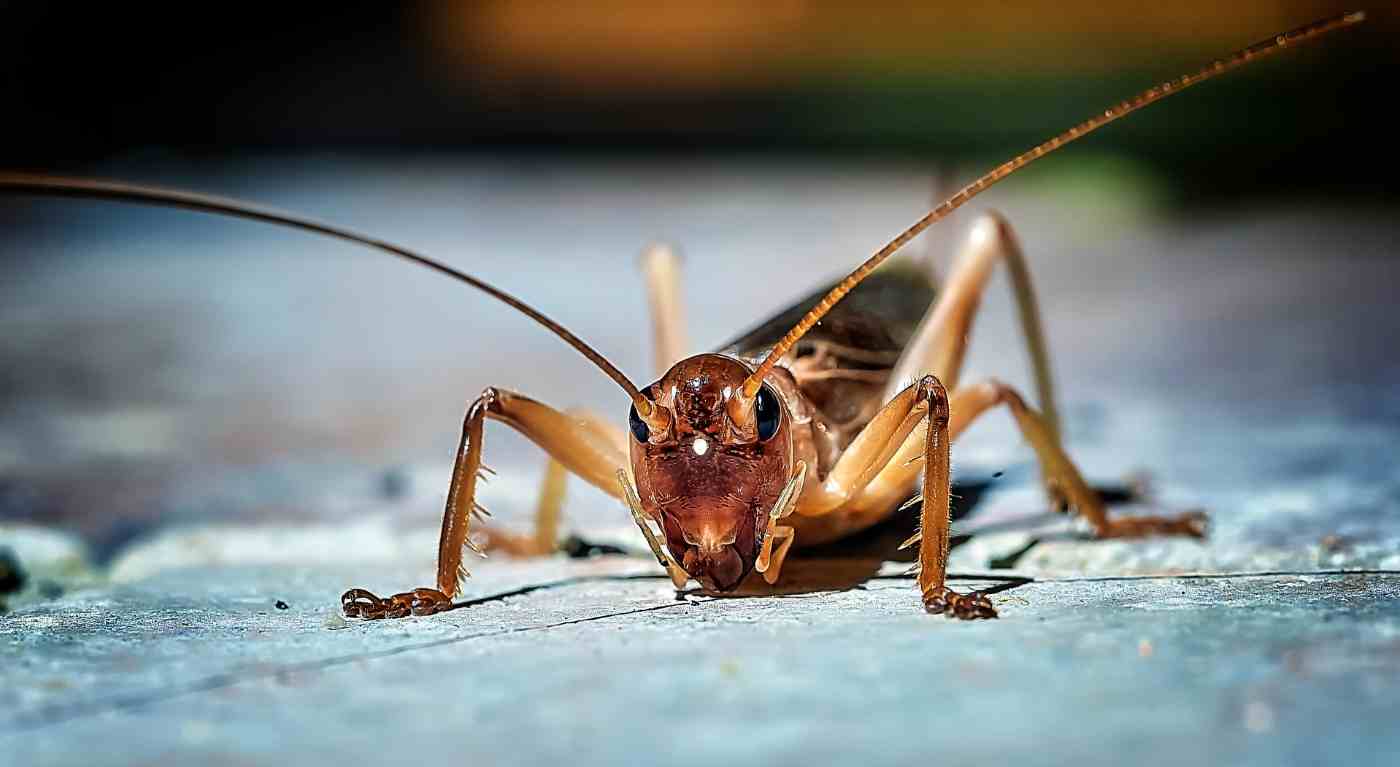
xmin=0 ymin=11 xmax=1365 ymax=622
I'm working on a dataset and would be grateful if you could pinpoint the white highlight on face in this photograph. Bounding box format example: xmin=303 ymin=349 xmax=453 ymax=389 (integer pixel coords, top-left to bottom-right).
xmin=692 ymin=437 xmax=710 ymax=456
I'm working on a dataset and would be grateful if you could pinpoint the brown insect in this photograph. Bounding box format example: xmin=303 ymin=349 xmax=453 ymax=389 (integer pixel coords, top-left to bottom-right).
xmin=0 ymin=12 xmax=1364 ymax=621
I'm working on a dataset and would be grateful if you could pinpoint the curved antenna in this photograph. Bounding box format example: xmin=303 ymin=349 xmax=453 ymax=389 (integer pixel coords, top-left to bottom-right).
xmin=0 ymin=172 xmax=665 ymax=421
xmin=737 ymin=10 xmax=1366 ymax=402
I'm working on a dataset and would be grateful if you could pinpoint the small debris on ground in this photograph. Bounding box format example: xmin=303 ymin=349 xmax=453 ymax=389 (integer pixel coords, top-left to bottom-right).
xmin=0 ymin=547 xmax=26 ymax=612
xmin=275 ymin=600 xmax=290 ymax=610
xmin=379 ymin=468 xmax=410 ymax=500
xmin=0 ymin=547 xmax=26 ymax=595
xmin=1243 ymin=700 xmax=1276 ymax=733
xmin=560 ymin=534 xmax=629 ymax=559
xmin=322 ymin=612 xmax=349 ymax=630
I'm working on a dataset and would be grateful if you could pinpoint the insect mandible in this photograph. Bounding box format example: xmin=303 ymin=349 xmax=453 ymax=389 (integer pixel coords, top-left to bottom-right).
xmin=0 ymin=12 xmax=1366 ymax=620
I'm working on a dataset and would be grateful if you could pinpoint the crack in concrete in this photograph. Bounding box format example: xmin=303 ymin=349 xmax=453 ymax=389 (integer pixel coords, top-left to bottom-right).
xmin=869 ymin=568 xmax=1400 ymax=584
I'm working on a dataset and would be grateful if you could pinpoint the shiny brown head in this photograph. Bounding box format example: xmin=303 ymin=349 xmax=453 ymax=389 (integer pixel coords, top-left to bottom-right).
xmin=628 ymin=354 xmax=792 ymax=591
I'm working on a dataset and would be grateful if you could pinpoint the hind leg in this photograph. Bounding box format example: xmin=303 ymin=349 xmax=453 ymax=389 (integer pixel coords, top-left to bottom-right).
xmin=848 ymin=377 xmax=1206 ymax=547
xmin=887 ymin=212 xmax=1200 ymax=531
xmin=641 ymin=242 xmax=687 ymax=377
xmin=949 ymin=380 xmax=1206 ymax=538
xmin=885 ymin=211 xmax=1059 ymax=437
xmin=812 ymin=376 xmax=1195 ymax=616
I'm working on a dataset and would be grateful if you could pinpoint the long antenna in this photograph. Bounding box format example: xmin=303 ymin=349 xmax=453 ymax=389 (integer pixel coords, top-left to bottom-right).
xmin=0 ymin=173 xmax=664 ymax=421
xmin=737 ymin=10 xmax=1366 ymax=401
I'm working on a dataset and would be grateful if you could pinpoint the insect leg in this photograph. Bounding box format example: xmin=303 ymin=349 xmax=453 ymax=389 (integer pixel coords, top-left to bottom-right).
xmin=831 ymin=376 xmax=1203 ymax=555
xmin=480 ymin=457 xmax=568 ymax=557
xmin=882 ymin=211 xmax=1170 ymax=513
xmin=913 ymin=167 xmax=955 ymax=287
xmin=480 ymin=409 xmax=628 ymax=557
xmin=883 ymin=212 xmax=1058 ymax=439
xmin=795 ymin=376 xmax=994 ymax=616
xmin=341 ymin=389 xmax=629 ymax=619
xmin=754 ymin=461 xmax=805 ymax=584
xmin=640 ymin=243 xmax=687 ymax=377
xmin=793 ymin=381 xmax=932 ymax=517
xmin=617 ymin=470 xmax=691 ymax=589
xmin=754 ymin=526 xmax=797 ymax=585
xmin=947 ymin=379 xmax=1207 ymax=539
xmin=911 ymin=376 xmax=997 ymax=618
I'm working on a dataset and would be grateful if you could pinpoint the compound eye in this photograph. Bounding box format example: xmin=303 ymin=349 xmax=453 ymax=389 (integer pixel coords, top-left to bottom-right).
xmin=755 ymin=385 xmax=782 ymax=441
xmin=628 ymin=403 xmax=650 ymax=443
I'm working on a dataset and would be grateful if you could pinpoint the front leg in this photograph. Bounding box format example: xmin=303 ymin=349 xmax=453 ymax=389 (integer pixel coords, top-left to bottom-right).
xmin=790 ymin=376 xmax=996 ymax=618
xmin=912 ymin=377 xmax=998 ymax=619
xmin=342 ymin=387 xmax=628 ymax=619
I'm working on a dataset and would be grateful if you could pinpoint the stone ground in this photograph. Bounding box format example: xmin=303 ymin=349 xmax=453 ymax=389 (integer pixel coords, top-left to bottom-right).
xmin=2 ymin=157 xmax=1399 ymax=765
xmin=4 ymin=561 xmax=1400 ymax=767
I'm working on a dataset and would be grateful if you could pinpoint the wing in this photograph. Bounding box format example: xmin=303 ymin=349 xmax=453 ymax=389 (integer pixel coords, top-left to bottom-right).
xmin=717 ymin=257 xmax=935 ymax=365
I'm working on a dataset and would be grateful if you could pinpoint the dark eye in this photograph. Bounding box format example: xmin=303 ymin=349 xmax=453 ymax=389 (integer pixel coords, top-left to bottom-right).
xmin=755 ymin=385 xmax=781 ymax=441
xmin=628 ymin=404 xmax=650 ymax=443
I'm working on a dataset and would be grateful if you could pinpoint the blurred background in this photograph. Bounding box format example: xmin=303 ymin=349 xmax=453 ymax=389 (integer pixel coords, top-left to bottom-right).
xmin=3 ymin=1 xmax=1395 ymax=201
xmin=2 ymin=1 xmax=1398 ymax=570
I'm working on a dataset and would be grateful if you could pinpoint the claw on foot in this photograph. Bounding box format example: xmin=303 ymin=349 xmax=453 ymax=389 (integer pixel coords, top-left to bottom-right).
xmin=923 ymin=587 xmax=998 ymax=620
xmin=1098 ymin=510 xmax=1208 ymax=540
xmin=341 ymin=587 xmax=452 ymax=619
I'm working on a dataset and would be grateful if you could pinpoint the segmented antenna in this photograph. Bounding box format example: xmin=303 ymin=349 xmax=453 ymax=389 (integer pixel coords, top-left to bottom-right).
xmin=738 ymin=10 xmax=1366 ymax=401
xmin=0 ymin=173 xmax=663 ymax=420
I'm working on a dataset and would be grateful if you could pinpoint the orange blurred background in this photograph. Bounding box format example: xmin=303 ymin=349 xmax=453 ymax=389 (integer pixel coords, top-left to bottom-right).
xmin=4 ymin=0 xmax=1391 ymax=205
xmin=437 ymin=0 xmax=1374 ymax=90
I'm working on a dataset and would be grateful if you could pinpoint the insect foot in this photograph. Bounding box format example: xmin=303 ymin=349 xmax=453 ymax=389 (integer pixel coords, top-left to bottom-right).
xmin=1098 ymin=510 xmax=1209 ymax=540
xmin=341 ymin=587 xmax=452 ymax=619
xmin=923 ymin=587 xmax=998 ymax=620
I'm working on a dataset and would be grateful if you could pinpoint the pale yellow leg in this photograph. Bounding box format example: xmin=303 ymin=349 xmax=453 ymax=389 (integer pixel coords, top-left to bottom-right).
xmin=481 ymin=408 xmax=627 ymax=558
xmin=618 ymin=470 xmax=691 ymax=588
xmin=481 ymin=455 xmax=567 ymax=557
xmin=754 ymin=461 xmax=806 ymax=583
xmin=640 ymin=243 xmax=687 ymax=378
xmin=793 ymin=383 xmax=930 ymax=517
xmin=884 ymin=212 xmax=1060 ymax=440
xmin=945 ymin=380 xmax=1206 ymax=539
xmin=842 ymin=379 xmax=1206 ymax=540
xmin=755 ymin=525 xmax=796 ymax=584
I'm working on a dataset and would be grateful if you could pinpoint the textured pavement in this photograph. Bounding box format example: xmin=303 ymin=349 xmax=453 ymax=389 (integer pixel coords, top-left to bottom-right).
xmin=3 ymin=560 xmax=1399 ymax=766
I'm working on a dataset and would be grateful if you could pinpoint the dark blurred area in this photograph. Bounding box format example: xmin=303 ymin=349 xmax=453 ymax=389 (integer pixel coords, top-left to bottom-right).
xmin=2 ymin=1 xmax=1394 ymax=205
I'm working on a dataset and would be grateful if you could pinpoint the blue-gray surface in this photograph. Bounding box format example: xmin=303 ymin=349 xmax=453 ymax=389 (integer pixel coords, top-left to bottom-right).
xmin=3 ymin=563 xmax=1399 ymax=766
xmin=2 ymin=157 xmax=1399 ymax=766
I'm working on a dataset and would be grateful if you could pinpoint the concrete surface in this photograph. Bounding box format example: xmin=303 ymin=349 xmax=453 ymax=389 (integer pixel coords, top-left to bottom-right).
xmin=2 ymin=156 xmax=1399 ymax=765
xmin=3 ymin=562 xmax=1399 ymax=766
